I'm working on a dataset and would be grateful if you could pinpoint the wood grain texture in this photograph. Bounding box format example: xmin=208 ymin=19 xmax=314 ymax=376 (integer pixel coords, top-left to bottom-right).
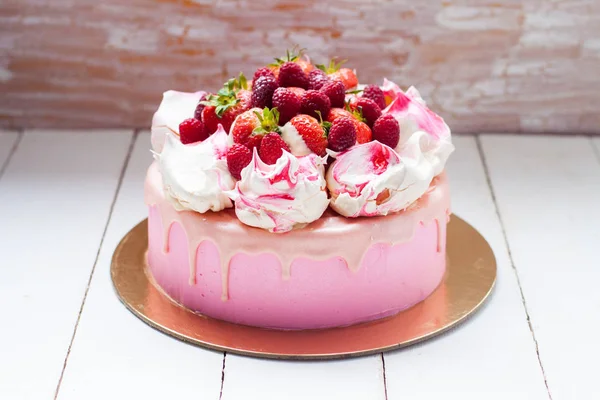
xmin=1 ymin=0 xmax=600 ymax=133
xmin=480 ymin=135 xmax=600 ymax=400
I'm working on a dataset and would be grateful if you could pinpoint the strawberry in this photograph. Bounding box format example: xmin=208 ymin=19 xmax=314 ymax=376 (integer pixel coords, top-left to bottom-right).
xmin=201 ymin=73 xmax=250 ymax=134
xmin=300 ymin=90 xmax=331 ymax=120
xmin=277 ymin=62 xmax=309 ymax=89
xmin=308 ymin=69 xmax=330 ymax=90
xmin=269 ymin=47 xmax=313 ymax=78
xmin=253 ymin=67 xmax=275 ymax=83
xmin=317 ymin=59 xmax=358 ymax=89
xmin=272 ymin=87 xmax=301 ymax=125
xmin=251 ymin=75 xmax=278 ymax=108
xmin=259 ymin=132 xmax=290 ymax=164
xmin=351 ymin=98 xmax=381 ymax=128
xmin=328 ymin=107 xmax=372 ymax=143
xmin=354 ymin=120 xmax=372 ymax=144
xmin=372 ymin=114 xmax=400 ymax=149
xmin=328 ymin=117 xmax=356 ymax=152
xmin=288 ymin=114 xmax=328 ymax=156
xmin=230 ymin=107 xmax=280 ymax=150
xmin=327 ymin=107 xmax=354 ymax=123
xmin=361 ymin=85 xmax=386 ymax=109
xmin=179 ymin=118 xmax=208 ymax=144
xmin=227 ymin=144 xmax=252 ymax=180
xmin=320 ymin=80 xmax=346 ymax=108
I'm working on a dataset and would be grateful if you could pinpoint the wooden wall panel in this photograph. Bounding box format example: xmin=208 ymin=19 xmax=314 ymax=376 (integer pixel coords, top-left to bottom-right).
xmin=1 ymin=0 xmax=599 ymax=133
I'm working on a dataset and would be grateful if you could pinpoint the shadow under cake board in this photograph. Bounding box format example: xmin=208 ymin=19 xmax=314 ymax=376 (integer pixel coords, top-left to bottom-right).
xmin=111 ymin=215 xmax=496 ymax=360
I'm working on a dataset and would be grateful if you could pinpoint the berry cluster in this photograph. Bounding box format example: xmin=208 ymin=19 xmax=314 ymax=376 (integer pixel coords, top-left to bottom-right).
xmin=177 ymin=49 xmax=402 ymax=179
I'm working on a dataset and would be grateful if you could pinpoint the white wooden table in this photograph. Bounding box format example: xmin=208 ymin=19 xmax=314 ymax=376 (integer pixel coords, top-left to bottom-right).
xmin=1 ymin=130 xmax=599 ymax=400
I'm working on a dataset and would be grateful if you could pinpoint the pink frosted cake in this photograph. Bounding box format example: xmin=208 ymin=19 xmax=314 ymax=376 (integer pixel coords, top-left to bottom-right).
xmin=146 ymin=50 xmax=454 ymax=330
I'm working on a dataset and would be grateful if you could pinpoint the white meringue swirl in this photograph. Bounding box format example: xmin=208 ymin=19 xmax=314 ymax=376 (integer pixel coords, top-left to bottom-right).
xmin=226 ymin=150 xmax=329 ymax=233
xmin=154 ymin=127 xmax=234 ymax=213
xmin=151 ymin=90 xmax=205 ymax=153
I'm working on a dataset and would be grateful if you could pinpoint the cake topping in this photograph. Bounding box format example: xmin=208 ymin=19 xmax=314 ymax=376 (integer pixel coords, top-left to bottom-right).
xmin=151 ymin=90 xmax=206 ymax=152
xmin=155 ymin=127 xmax=234 ymax=213
xmin=200 ymin=74 xmax=250 ymax=135
xmin=277 ymin=61 xmax=310 ymax=89
xmin=226 ymin=143 xmax=252 ymax=180
xmin=319 ymin=80 xmax=346 ymax=108
xmin=281 ymin=114 xmax=328 ymax=157
xmin=272 ymin=87 xmax=302 ymax=125
xmin=230 ymin=107 xmax=280 ymax=150
xmin=361 ymin=84 xmax=386 ymax=109
xmin=372 ymin=114 xmax=400 ymax=149
xmin=327 ymin=117 xmax=357 ymax=152
xmin=351 ymin=97 xmax=382 ymax=128
xmin=259 ymin=132 xmax=291 ymax=165
xmin=226 ymin=150 xmax=329 ymax=233
xmin=250 ymin=75 xmax=278 ymax=108
xmin=178 ymin=118 xmax=208 ymax=145
xmin=300 ymin=90 xmax=331 ymax=120
xmin=317 ymin=59 xmax=358 ymax=90
xmin=308 ymin=69 xmax=330 ymax=90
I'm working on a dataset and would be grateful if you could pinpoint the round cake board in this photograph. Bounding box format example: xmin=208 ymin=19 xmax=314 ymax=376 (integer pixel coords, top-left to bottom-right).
xmin=111 ymin=215 xmax=496 ymax=360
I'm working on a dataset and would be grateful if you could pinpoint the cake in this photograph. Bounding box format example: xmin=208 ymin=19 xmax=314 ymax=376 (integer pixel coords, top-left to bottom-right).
xmin=146 ymin=49 xmax=454 ymax=330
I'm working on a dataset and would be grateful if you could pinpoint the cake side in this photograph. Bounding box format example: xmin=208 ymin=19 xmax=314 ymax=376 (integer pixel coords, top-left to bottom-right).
xmin=145 ymin=161 xmax=450 ymax=329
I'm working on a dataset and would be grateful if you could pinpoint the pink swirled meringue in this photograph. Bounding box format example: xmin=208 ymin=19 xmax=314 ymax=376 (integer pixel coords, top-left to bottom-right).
xmin=154 ymin=126 xmax=234 ymax=213
xmin=226 ymin=150 xmax=329 ymax=233
xmin=151 ymin=90 xmax=205 ymax=153
xmin=327 ymin=131 xmax=452 ymax=218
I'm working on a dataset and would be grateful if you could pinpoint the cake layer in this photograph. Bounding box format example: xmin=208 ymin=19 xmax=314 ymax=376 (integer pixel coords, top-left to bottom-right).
xmin=145 ymin=162 xmax=451 ymax=329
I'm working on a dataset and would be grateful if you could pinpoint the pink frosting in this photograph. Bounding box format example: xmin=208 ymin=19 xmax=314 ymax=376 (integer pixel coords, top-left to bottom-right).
xmin=145 ymin=161 xmax=451 ymax=329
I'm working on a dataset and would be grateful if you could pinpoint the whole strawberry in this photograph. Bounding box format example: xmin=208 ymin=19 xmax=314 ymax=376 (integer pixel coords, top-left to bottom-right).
xmin=259 ymin=132 xmax=291 ymax=164
xmin=272 ymin=87 xmax=301 ymax=125
xmin=201 ymin=73 xmax=250 ymax=134
xmin=286 ymin=114 xmax=328 ymax=156
xmin=230 ymin=107 xmax=281 ymax=150
xmin=227 ymin=144 xmax=252 ymax=180
xmin=372 ymin=114 xmax=400 ymax=149
xmin=179 ymin=118 xmax=208 ymax=144
xmin=253 ymin=67 xmax=275 ymax=83
xmin=277 ymin=61 xmax=309 ymax=89
xmin=308 ymin=69 xmax=330 ymax=90
xmin=327 ymin=107 xmax=354 ymax=123
xmin=251 ymin=75 xmax=278 ymax=109
xmin=361 ymin=85 xmax=386 ymax=109
xmin=317 ymin=59 xmax=358 ymax=90
xmin=300 ymin=90 xmax=331 ymax=120
xmin=327 ymin=107 xmax=372 ymax=144
xmin=328 ymin=117 xmax=357 ymax=152
xmin=320 ymin=80 xmax=346 ymax=108
xmin=352 ymin=98 xmax=382 ymax=128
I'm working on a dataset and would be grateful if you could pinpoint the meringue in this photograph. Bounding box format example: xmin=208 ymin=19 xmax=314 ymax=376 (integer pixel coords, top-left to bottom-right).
xmin=227 ymin=150 xmax=329 ymax=233
xmin=151 ymin=90 xmax=205 ymax=153
xmin=155 ymin=127 xmax=234 ymax=213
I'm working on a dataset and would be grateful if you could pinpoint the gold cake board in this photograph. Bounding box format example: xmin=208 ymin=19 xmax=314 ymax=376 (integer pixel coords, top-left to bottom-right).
xmin=111 ymin=216 xmax=496 ymax=360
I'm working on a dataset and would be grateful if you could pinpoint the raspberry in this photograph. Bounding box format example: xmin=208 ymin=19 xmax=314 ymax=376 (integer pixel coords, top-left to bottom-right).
xmin=300 ymin=90 xmax=331 ymax=120
xmin=320 ymin=80 xmax=346 ymax=108
xmin=179 ymin=118 xmax=208 ymax=144
xmin=308 ymin=69 xmax=330 ymax=90
xmin=272 ymin=88 xmax=301 ymax=125
xmin=277 ymin=62 xmax=309 ymax=89
xmin=361 ymin=85 xmax=386 ymax=109
xmin=372 ymin=114 xmax=400 ymax=149
xmin=250 ymin=76 xmax=278 ymax=108
xmin=194 ymin=93 xmax=209 ymax=120
xmin=259 ymin=132 xmax=290 ymax=164
xmin=253 ymin=67 xmax=275 ymax=84
xmin=328 ymin=117 xmax=357 ymax=152
xmin=287 ymin=87 xmax=306 ymax=98
xmin=227 ymin=143 xmax=252 ymax=180
xmin=354 ymin=98 xmax=382 ymax=127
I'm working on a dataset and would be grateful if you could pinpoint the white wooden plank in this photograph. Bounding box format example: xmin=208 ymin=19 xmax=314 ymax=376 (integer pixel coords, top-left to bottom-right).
xmin=0 ymin=130 xmax=20 ymax=177
xmin=384 ymin=136 xmax=549 ymax=400
xmin=0 ymin=130 xmax=133 ymax=400
xmin=480 ymin=135 xmax=600 ymax=400
xmin=57 ymin=132 xmax=224 ymax=400
xmin=221 ymin=354 xmax=385 ymax=400
xmin=592 ymin=137 xmax=600 ymax=165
